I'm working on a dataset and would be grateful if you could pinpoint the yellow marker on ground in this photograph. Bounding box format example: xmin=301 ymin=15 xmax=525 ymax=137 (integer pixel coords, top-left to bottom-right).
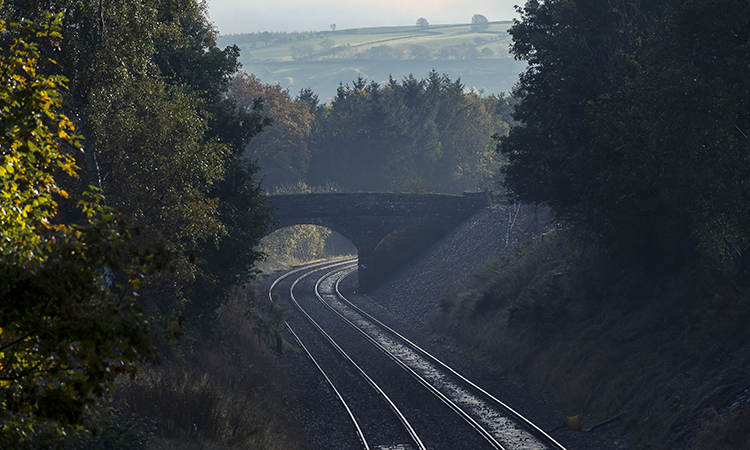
xmin=566 ymin=415 xmax=582 ymax=431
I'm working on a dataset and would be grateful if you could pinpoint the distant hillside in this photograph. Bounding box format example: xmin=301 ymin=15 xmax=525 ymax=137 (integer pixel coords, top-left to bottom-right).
xmin=218 ymin=22 xmax=527 ymax=101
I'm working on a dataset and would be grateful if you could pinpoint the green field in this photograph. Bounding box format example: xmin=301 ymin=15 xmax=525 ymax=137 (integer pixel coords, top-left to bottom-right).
xmin=219 ymin=22 xmax=527 ymax=101
xmin=232 ymin=22 xmax=514 ymax=62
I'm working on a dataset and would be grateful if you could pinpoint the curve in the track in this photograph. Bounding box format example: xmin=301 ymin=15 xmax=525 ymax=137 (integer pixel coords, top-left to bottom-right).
xmin=324 ymin=266 xmax=568 ymax=450
xmin=270 ymin=258 xmax=427 ymax=450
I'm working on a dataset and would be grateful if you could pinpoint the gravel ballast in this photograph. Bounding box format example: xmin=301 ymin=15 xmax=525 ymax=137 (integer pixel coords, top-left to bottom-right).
xmin=273 ymin=205 xmax=616 ymax=449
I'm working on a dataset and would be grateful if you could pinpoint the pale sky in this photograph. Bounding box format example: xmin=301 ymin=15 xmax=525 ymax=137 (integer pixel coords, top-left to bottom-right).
xmin=205 ymin=0 xmax=520 ymax=35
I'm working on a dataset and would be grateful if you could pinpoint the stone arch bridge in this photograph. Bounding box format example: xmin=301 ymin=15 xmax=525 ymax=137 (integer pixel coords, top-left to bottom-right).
xmin=267 ymin=192 xmax=491 ymax=291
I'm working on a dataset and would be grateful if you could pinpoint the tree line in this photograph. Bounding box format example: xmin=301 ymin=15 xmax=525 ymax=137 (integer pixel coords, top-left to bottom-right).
xmin=230 ymin=70 xmax=515 ymax=194
xmin=218 ymin=30 xmax=323 ymax=48
xmin=288 ymin=42 xmax=500 ymax=61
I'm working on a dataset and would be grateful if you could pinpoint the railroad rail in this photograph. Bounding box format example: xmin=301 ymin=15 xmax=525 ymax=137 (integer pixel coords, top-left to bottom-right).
xmin=269 ymin=258 xmax=370 ymax=448
xmin=323 ymin=265 xmax=569 ymax=450
xmin=271 ymin=258 xmax=428 ymax=449
xmin=270 ymin=259 xmax=569 ymax=450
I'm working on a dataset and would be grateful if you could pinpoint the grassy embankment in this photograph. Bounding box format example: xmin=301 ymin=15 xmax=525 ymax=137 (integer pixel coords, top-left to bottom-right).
xmin=427 ymin=228 xmax=750 ymax=449
xmin=114 ymin=284 xmax=300 ymax=450
xmin=219 ymin=22 xmax=527 ymax=100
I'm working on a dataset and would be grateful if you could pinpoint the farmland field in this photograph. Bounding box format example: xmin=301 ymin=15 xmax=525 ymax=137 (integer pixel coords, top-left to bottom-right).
xmin=219 ymin=22 xmax=528 ymax=101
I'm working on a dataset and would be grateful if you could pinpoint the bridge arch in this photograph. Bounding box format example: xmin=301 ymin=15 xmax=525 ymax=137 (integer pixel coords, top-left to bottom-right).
xmin=267 ymin=216 xmax=358 ymax=250
xmin=267 ymin=192 xmax=490 ymax=291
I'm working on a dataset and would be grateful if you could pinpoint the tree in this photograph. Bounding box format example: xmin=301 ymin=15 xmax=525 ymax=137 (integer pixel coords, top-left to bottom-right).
xmin=622 ymin=0 xmax=750 ymax=274
xmin=148 ymin=1 xmax=273 ymax=305
xmin=291 ymin=43 xmax=315 ymax=60
xmin=307 ymin=71 xmax=504 ymax=193
xmin=362 ymin=44 xmax=406 ymax=60
xmin=409 ymin=44 xmax=432 ymax=59
xmin=261 ymin=226 xmax=332 ymax=263
xmin=260 ymin=31 xmax=272 ymax=46
xmin=471 ymin=14 xmax=489 ymax=31
xmin=0 ymin=0 xmax=272 ymax=344
xmin=228 ymin=73 xmax=314 ymax=190
xmin=296 ymin=87 xmax=324 ymax=116
xmin=320 ymin=37 xmax=334 ymax=51
xmin=330 ymin=23 xmax=336 ymax=32
xmin=0 ymin=12 xmax=167 ymax=444
xmin=1 ymin=0 xmax=272 ymax=319
xmin=416 ymin=17 xmax=429 ymax=30
xmin=500 ymin=0 xmax=673 ymax=263
xmin=499 ymin=0 xmax=750 ymax=275
xmin=2 ymin=1 xmax=275 ymax=445
xmin=150 ymin=1 xmax=259 ymax=152
xmin=201 ymin=155 xmax=273 ymax=291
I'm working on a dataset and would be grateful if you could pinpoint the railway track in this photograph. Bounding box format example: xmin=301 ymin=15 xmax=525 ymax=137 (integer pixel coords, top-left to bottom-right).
xmin=270 ymin=259 xmax=568 ymax=450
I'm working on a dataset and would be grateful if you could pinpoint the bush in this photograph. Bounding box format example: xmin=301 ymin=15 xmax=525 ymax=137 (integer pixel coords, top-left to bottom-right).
xmin=469 ymin=231 xmax=566 ymax=318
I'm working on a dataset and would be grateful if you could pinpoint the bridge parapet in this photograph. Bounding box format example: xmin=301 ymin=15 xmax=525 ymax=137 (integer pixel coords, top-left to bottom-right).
xmin=271 ymin=192 xmax=488 ymax=218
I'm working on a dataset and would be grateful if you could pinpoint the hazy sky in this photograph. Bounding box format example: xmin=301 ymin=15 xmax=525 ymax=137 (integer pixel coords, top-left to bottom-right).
xmin=205 ymin=0 xmax=520 ymax=35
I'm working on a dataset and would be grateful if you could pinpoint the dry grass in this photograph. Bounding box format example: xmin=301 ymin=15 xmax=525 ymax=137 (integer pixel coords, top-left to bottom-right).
xmin=116 ymin=285 xmax=301 ymax=450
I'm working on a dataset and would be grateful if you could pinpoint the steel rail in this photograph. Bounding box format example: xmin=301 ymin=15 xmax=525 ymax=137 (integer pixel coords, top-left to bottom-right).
xmin=332 ymin=267 xmax=569 ymax=450
xmin=268 ymin=258 xmax=368 ymax=450
xmin=268 ymin=256 xmax=357 ymax=304
xmin=314 ymin=266 xmax=507 ymax=450
xmin=270 ymin=259 xmax=428 ymax=450
xmin=283 ymin=322 xmax=368 ymax=450
xmin=288 ymin=264 xmax=428 ymax=450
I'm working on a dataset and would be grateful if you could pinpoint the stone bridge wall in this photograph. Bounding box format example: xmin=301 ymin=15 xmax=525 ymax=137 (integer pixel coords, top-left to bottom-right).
xmin=267 ymin=192 xmax=491 ymax=290
xmin=271 ymin=192 xmax=489 ymax=220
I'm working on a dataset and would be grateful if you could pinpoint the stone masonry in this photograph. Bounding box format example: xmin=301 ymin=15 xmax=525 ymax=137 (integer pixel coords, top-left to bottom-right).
xmin=267 ymin=192 xmax=491 ymax=291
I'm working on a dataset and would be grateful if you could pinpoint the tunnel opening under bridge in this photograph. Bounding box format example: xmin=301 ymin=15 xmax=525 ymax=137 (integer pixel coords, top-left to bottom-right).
xmin=257 ymin=225 xmax=357 ymax=273
xmin=259 ymin=222 xmax=448 ymax=291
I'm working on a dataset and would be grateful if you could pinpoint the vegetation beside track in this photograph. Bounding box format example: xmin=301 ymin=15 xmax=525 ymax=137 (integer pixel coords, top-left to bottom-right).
xmin=115 ymin=284 xmax=299 ymax=450
xmin=427 ymin=228 xmax=750 ymax=449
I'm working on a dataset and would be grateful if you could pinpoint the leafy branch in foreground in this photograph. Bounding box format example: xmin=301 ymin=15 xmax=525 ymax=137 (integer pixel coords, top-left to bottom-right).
xmin=0 ymin=10 xmax=169 ymax=444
